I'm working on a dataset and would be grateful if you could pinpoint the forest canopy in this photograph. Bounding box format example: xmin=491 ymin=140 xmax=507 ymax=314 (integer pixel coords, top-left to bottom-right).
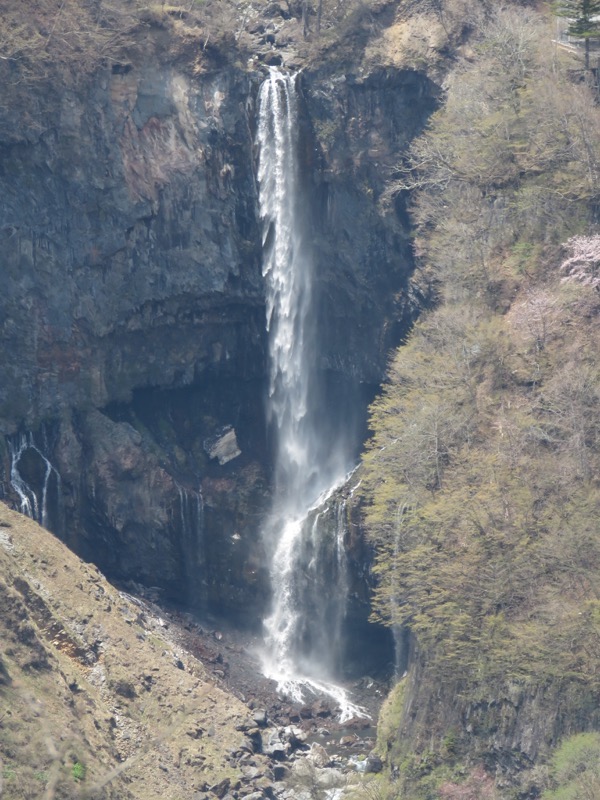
xmin=360 ymin=3 xmax=600 ymax=796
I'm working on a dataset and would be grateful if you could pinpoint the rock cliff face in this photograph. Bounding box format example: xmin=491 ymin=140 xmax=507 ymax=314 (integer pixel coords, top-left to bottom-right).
xmin=305 ymin=66 xmax=437 ymax=381
xmin=0 ymin=16 xmax=437 ymax=624
xmin=0 ymin=52 xmax=271 ymax=621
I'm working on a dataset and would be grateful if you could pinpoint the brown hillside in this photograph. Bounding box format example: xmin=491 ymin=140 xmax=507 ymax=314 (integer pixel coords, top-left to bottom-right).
xmin=0 ymin=502 xmax=268 ymax=800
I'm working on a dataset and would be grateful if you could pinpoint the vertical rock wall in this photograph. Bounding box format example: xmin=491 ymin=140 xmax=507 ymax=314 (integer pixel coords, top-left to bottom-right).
xmin=0 ymin=34 xmax=438 ymax=624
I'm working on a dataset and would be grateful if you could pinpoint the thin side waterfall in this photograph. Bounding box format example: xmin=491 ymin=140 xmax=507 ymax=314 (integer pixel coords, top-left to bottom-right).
xmin=302 ymin=495 xmax=350 ymax=674
xmin=9 ymin=435 xmax=39 ymax=520
xmin=392 ymin=502 xmax=409 ymax=679
xmin=8 ymin=432 xmax=61 ymax=528
xmin=176 ymin=484 xmax=207 ymax=610
xmin=256 ymin=68 xmax=365 ymax=720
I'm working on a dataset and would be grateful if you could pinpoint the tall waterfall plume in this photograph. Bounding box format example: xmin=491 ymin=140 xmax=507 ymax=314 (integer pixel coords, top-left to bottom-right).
xmin=256 ymin=68 xmax=364 ymax=720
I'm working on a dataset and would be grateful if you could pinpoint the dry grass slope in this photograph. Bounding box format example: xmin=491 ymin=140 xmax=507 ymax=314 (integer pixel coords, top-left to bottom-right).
xmin=0 ymin=502 xmax=265 ymax=800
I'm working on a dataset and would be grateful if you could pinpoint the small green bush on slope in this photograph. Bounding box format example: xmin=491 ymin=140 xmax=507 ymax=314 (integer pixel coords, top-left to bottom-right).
xmin=361 ymin=3 xmax=600 ymax=797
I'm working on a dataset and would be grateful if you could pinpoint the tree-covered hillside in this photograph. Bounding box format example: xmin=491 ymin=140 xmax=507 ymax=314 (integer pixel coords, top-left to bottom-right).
xmin=360 ymin=3 xmax=600 ymax=798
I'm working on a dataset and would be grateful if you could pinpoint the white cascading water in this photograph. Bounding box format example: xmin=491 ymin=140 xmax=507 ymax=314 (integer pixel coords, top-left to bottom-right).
xmin=257 ymin=68 xmax=366 ymax=721
xmin=8 ymin=432 xmax=60 ymax=528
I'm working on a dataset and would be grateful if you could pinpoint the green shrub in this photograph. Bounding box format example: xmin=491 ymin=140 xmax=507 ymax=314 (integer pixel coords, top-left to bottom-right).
xmin=543 ymin=733 xmax=600 ymax=799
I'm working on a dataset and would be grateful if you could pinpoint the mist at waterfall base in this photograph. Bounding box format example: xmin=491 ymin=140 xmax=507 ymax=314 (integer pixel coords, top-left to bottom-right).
xmin=256 ymin=68 xmax=371 ymax=721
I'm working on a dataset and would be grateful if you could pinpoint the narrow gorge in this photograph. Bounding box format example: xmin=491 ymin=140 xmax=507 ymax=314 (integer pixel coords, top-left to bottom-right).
xmin=2 ymin=2 xmax=599 ymax=799
xmin=0 ymin=5 xmax=435 ymax=671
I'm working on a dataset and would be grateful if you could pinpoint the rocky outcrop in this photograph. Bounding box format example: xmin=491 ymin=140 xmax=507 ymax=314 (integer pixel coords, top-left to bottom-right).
xmin=0 ymin=47 xmax=271 ymax=617
xmin=382 ymin=657 xmax=600 ymax=800
xmin=304 ymin=66 xmax=438 ymax=382
xmin=0 ymin=14 xmax=438 ymax=620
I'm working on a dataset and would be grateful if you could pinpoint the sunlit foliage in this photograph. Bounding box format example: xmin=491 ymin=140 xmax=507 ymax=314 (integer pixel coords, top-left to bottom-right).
xmin=361 ymin=3 xmax=600 ymax=796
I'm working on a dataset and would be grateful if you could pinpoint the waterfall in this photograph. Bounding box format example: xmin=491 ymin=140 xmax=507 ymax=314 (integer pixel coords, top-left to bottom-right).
xmin=256 ymin=68 xmax=365 ymax=720
xmin=392 ymin=502 xmax=409 ymax=679
xmin=9 ymin=434 xmax=39 ymax=519
xmin=176 ymin=484 xmax=207 ymax=610
xmin=301 ymin=495 xmax=350 ymax=674
xmin=7 ymin=431 xmax=61 ymax=529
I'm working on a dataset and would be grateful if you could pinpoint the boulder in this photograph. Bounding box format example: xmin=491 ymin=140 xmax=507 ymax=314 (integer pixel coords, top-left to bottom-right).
xmin=365 ymin=753 xmax=383 ymax=773
xmin=263 ymin=729 xmax=291 ymax=760
xmin=204 ymin=427 xmax=242 ymax=466
xmin=307 ymin=743 xmax=330 ymax=768
xmin=210 ymin=778 xmax=230 ymax=798
xmin=252 ymin=709 xmax=268 ymax=727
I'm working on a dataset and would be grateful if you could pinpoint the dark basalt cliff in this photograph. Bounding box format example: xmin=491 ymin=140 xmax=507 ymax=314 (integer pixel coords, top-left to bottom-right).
xmin=0 ymin=59 xmax=271 ymax=620
xmin=0 ymin=19 xmax=437 ymax=624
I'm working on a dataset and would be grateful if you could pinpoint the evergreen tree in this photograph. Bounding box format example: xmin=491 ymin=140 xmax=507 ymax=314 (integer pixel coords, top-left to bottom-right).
xmin=553 ymin=0 xmax=600 ymax=68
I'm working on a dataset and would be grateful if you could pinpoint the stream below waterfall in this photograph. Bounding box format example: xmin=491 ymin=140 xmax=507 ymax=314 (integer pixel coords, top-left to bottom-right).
xmin=111 ymin=584 xmax=391 ymax=797
xmin=143 ymin=595 xmax=389 ymax=749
